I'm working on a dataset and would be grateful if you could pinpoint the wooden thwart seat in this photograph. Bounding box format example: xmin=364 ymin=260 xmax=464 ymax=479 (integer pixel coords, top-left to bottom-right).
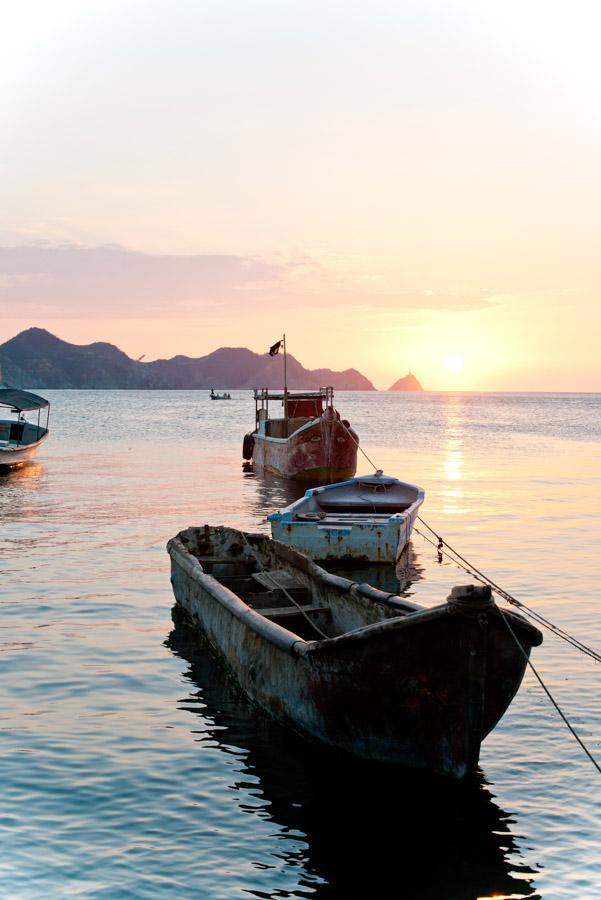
xmin=260 ymin=604 xmax=329 ymax=620
xmin=251 ymin=569 xmax=305 ymax=591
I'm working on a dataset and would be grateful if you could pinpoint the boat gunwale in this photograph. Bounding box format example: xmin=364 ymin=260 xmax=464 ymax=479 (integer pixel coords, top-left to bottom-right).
xmin=268 ymin=475 xmax=426 ymax=525
xmin=169 ymin=526 xmax=542 ymax=651
xmin=167 ymin=527 xmax=441 ymax=656
xmin=298 ymin=597 xmax=542 ymax=656
xmin=169 ymin=530 xmax=542 ymax=661
xmin=168 ymin=533 xmax=310 ymax=656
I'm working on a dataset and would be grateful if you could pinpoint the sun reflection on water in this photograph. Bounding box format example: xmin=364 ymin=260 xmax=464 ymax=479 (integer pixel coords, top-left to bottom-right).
xmin=442 ymin=394 xmax=465 ymax=514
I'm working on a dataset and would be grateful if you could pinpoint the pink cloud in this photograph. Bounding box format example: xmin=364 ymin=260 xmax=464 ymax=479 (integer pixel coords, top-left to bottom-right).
xmin=0 ymin=242 xmax=498 ymax=318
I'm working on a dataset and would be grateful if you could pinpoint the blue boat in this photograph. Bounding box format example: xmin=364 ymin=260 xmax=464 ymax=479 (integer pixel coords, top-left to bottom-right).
xmin=267 ymin=472 xmax=425 ymax=563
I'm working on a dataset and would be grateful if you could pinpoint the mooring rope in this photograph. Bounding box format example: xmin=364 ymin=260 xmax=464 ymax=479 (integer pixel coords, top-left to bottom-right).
xmin=335 ymin=414 xmax=381 ymax=475
xmin=338 ymin=414 xmax=601 ymax=664
xmin=498 ymin=607 xmax=601 ymax=775
xmin=239 ymin=531 xmax=329 ymax=640
xmin=414 ymin=517 xmax=601 ymax=665
xmin=328 ymin=415 xmax=601 ymax=770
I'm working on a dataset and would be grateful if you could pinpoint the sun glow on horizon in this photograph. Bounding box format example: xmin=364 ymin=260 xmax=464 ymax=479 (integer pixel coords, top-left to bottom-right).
xmin=444 ymin=354 xmax=465 ymax=374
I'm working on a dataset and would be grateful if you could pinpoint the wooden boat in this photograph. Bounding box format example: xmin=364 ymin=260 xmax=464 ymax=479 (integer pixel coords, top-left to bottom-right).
xmin=268 ymin=472 xmax=425 ymax=563
xmin=243 ymin=387 xmax=358 ymax=483
xmin=167 ymin=525 xmax=542 ymax=779
xmin=0 ymin=387 xmax=50 ymax=468
xmin=210 ymin=389 xmax=231 ymax=400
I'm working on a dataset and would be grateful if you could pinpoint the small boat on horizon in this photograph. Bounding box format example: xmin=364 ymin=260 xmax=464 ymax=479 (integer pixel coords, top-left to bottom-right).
xmin=268 ymin=472 xmax=424 ymax=563
xmin=167 ymin=524 xmax=543 ymax=779
xmin=0 ymin=386 xmax=50 ymax=468
xmin=210 ymin=389 xmax=232 ymax=400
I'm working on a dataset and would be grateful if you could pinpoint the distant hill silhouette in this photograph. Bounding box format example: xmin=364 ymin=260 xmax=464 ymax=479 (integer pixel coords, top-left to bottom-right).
xmin=388 ymin=372 xmax=424 ymax=391
xmin=0 ymin=328 xmax=376 ymax=391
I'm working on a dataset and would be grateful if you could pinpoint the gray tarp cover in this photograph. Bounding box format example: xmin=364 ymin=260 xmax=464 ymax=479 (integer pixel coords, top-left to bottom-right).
xmin=0 ymin=388 xmax=49 ymax=411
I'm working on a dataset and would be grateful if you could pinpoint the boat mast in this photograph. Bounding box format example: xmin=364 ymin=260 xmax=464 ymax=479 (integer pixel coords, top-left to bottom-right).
xmin=283 ymin=333 xmax=288 ymax=420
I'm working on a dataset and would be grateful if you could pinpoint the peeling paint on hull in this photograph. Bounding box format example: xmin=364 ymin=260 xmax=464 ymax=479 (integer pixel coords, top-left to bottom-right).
xmin=271 ymin=505 xmax=421 ymax=563
xmin=167 ymin=526 xmax=543 ymax=779
xmin=252 ymin=411 xmax=358 ymax=483
xmin=268 ymin=473 xmax=425 ymax=562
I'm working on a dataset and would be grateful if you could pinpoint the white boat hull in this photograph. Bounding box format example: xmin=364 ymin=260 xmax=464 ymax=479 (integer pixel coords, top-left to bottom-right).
xmin=0 ymin=433 xmax=48 ymax=467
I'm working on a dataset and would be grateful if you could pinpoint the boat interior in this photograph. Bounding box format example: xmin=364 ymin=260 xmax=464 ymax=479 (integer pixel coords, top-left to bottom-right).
xmin=254 ymin=391 xmax=330 ymax=439
xmin=180 ymin=526 xmax=421 ymax=642
xmin=262 ymin=416 xmax=316 ymax=439
xmin=0 ymin=419 xmax=48 ymax=448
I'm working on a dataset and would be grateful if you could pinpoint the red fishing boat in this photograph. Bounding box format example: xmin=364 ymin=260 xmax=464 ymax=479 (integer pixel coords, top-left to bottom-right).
xmin=243 ymin=386 xmax=359 ymax=483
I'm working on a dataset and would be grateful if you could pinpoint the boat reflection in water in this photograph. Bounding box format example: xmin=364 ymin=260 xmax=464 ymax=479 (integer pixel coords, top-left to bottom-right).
xmin=0 ymin=460 xmax=44 ymax=481
xmin=166 ymin=621 xmax=539 ymax=900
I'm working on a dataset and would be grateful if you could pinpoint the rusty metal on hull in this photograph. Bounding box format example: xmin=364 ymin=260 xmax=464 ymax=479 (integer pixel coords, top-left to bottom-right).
xmin=248 ymin=387 xmax=358 ymax=483
xmin=167 ymin=526 xmax=543 ymax=779
xmin=252 ymin=408 xmax=358 ymax=483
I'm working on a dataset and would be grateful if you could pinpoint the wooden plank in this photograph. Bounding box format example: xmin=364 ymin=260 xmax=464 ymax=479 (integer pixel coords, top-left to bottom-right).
xmin=251 ymin=570 xmax=304 ymax=591
xmin=261 ymin=605 xmax=329 ymax=619
xmin=246 ymin=588 xmax=310 ymax=608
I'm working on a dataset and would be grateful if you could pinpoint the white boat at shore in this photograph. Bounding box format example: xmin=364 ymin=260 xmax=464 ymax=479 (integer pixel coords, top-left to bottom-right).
xmin=268 ymin=472 xmax=424 ymax=563
xmin=0 ymin=387 xmax=50 ymax=468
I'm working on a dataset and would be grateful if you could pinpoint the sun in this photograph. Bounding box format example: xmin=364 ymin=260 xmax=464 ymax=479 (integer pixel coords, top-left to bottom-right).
xmin=444 ymin=354 xmax=465 ymax=374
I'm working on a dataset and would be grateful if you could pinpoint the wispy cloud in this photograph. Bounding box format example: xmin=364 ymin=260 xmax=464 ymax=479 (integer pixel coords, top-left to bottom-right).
xmin=0 ymin=242 xmax=499 ymax=318
xmin=0 ymin=243 xmax=284 ymax=318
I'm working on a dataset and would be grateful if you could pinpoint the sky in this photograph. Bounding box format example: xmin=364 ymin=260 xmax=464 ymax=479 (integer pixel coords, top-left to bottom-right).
xmin=1 ymin=0 xmax=600 ymax=390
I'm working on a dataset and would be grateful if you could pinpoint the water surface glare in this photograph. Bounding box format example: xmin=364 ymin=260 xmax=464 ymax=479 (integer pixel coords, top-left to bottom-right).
xmin=1 ymin=390 xmax=600 ymax=898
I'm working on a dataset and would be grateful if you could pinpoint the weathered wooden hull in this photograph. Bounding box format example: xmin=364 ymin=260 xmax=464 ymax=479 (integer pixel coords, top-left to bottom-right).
xmin=167 ymin=527 xmax=542 ymax=778
xmin=252 ymin=411 xmax=358 ymax=483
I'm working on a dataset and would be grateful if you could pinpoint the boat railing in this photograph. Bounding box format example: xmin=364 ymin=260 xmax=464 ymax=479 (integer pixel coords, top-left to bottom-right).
xmin=253 ymin=386 xmax=334 ymax=428
xmin=253 ymin=387 xmax=333 ymax=402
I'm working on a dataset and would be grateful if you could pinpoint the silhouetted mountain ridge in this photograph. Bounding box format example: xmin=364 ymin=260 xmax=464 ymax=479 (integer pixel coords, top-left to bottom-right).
xmin=0 ymin=328 xmax=376 ymax=390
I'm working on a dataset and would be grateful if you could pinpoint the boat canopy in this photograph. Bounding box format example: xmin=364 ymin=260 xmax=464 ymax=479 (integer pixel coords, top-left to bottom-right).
xmin=0 ymin=388 xmax=50 ymax=411
xmin=253 ymin=386 xmax=334 ymax=427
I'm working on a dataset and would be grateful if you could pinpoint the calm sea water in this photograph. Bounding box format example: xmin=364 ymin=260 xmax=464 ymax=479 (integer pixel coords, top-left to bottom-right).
xmin=1 ymin=390 xmax=600 ymax=899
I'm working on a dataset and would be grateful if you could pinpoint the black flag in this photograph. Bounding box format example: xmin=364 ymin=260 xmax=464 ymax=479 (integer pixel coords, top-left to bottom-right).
xmin=268 ymin=340 xmax=283 ymax=357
